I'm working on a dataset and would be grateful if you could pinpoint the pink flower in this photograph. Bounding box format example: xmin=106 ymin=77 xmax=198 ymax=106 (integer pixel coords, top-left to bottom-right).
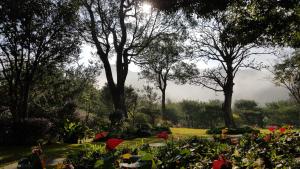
xmin=156 ymin=131 xmax=169 ymax=140
xmin=106 ymin=138 xmax=123 ymax=151
xmin=94 ymin=132 xmax=109 ymax=141
xmin=279 ymin=127 xmax=286 ymax=133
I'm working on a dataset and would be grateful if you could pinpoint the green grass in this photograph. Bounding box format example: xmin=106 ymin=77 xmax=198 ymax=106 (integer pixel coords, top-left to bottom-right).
xmin=171 ymin=128 xmax=208 ymax=138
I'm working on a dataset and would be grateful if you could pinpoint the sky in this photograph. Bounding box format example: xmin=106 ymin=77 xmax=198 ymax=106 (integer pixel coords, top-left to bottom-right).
xmin=80 ymin=44 xmax=291 ymax=105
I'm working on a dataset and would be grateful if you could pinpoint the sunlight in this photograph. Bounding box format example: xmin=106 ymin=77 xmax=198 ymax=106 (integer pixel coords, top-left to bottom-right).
xmin=141 ymin=2 xmax=152 ymax=13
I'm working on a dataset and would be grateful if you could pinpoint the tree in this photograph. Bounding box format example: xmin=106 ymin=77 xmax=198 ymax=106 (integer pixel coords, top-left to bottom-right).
xmin=229 ymin=0 xmax=300 ymax=48
xmin=0 ymin=0 xmax=80 ymax=122
xmin=99 ymin=83 xmax=140 ymax=124
xmin=273 ymin=49 xmax=300 ymax=104
xmin=263 ymin=101 xmax=300 ymax=127
xmin=189 ymin=12 xmax=268 ymax=128
xmin=136 ymin=33 xmax=186 ymax=118
xmin=180 ymin=100 xmax=223 ymax=128
xmin=234 ymin=99 xmax=263 ymax=127
xmin=29 ymin=63 xmax=100 ymax=120
xmin=234 ymin=100 xmax=258 ymax=111
xmin=81 ymin=0 xmax=176 ymax=122
xmin=138 ymin=85 xmax=160 ymax=125
xmin=149 ymin=0 xmax=231 ymax=17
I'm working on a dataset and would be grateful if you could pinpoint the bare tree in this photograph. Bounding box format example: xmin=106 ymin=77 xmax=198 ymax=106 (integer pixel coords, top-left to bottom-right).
xmin=80 ymin=0 xmax=177 ymax=123
xmin=190 ymin=14 xmax=268 ymax=127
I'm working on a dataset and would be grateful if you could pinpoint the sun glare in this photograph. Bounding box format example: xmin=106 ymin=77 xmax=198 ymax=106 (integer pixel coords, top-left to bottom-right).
xmin=142 ymin=2 xmax=152 ymax=13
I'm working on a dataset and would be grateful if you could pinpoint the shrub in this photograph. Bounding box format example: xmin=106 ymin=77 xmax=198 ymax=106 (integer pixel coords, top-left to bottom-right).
xmin=0 ymin=118 xmax=52 ymax=145
xmin=152 ymin=125 xmax=171 ymax=134
xmin=206 ymin=126 xmax=259 ymax=135
xmin=66 ymin=131 xmax=300 ymax=168
xmin=60 ymin=119 xmax=88 ymax=144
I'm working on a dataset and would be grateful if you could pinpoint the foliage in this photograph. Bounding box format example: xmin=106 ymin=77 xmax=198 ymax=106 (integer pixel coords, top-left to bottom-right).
xmin=138 ymin=85 xmax=160 ymax=125
xmin=180 ymin=100 xmax=223 ymax=128
xmin=231 ymin=130 xmax=300 ymax=168
xmin=229 ymin=0 xmax=300 ymax=47
xmin=81 ymin=0 xmax=178 ymax=120
xmin=66 ymin=130 xmax=300 ymax=169
xmin=234 ymin=100 xmax=264 ymax=127
xmin=273 ymin=49 xmax=300 ymax=104
xmin=234 ymin=99 xmax=258 ymax=111
xmin=0 ymin=0 xmax=80 ymax=122
xmin=0 ymin=118 xmax=52 ymax=145
xmin=206 ymin=127 xmax=259 ymax=135
xmin=136 ymin=33 xmax=188 ymax=117
xmin=60 ymin=119 xmax=89 ymax=144
xmin=262 ymin=101 xmax=300 ymax=127
xmin=100 ymin=84 xmax=140 ymax=124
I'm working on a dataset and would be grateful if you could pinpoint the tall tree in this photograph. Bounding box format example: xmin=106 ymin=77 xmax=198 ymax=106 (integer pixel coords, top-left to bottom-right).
xmin=81 ymin=0 xmax=176 ymax=122
xmin=229 ymin=0 xmax=300 ymax=48
xmin=273 ymin=49 xmax=300 ymax=104
xmin=0 ymin=0 xmax=80 ymax=122
xmin=136 ymin=33 xmax=186 ymax=118
xmin=189 ymin=13 xmax=267 ymax=127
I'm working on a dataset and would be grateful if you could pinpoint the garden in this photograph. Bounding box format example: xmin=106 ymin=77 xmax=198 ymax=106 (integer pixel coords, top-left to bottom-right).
xmin=1 ymin=127 xmax=300 ymax=169
xmin=1 ymin=0 xmax=300 ymax=169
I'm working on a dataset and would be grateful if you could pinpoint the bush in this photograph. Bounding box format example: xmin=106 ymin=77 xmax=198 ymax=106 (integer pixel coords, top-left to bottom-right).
xmin=60 ymin=119 xmax=88 ymax=144
xmin=67 ymin=131 xmax=300 ymax=168
xmin=206 ymin=126 xmax=259 ymax=135
xmin=136 ymin=123 xmax=153 ymax=137
xmin=152 ymin=125 xmax=171 ymax=134
xmin=0 ymin=118 xmax=52 ymax=145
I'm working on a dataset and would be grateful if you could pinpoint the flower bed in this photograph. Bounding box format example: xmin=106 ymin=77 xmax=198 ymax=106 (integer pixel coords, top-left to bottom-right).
xmin=64 ymin=129 xmax=300 ymax=169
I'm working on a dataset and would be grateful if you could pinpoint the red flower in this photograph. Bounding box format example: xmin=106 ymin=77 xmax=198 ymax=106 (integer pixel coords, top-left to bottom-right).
xmin=212 ymin=155 xmax=230 ymax=169
xmin=157 ymin=131 xmax=169 ymax=140
xmin=106 ymin=138 xmax=123 ymax=151
xmin=94 ymin=132 xmax=109 ymax=141
xmin=279 ymin=127 xmax=286 ymax=133
xmin=212 ymin=159 xmax=226 ymax=169
xmin=268 ymin=126 xmax=276 ymax=133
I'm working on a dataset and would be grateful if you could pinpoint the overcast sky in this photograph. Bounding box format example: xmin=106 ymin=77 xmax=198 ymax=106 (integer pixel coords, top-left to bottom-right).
xmin=100 ymin=66 xmax=289 ymax=105
xmin=80 ymin=44 xmax=291 ymax=105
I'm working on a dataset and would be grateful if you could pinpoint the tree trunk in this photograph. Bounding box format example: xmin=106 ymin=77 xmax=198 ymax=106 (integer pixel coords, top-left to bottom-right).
xmin=161 ymin=89 xmax=166 ymax=119
xmin=101 ymin=57 xmax=128 ymax=119
xmin=223 ymin=79 xmax=236 ymax=128
xmin=223 ymin=91 xmax=235 ymax=127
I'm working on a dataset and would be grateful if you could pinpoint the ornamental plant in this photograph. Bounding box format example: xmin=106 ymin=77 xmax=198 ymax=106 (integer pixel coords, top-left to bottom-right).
xmin=61 ymin=119 xmax=88 ymax=144
xmin=66 ymin=131 xmax=300 ymax=169
xmin=105 ymin=138 xmax=124 ymax=151
xmin=156 ymin=131 xmax=169 ymax=140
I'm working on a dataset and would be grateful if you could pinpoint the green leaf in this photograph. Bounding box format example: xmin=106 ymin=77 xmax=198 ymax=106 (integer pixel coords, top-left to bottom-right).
xmin=94 ymin=159 xmax=104 ymax=168
xmin=141 ymin=153 xmax=154 ymax=161
xmin=180 ymin=149 xmax=191 ymax=155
